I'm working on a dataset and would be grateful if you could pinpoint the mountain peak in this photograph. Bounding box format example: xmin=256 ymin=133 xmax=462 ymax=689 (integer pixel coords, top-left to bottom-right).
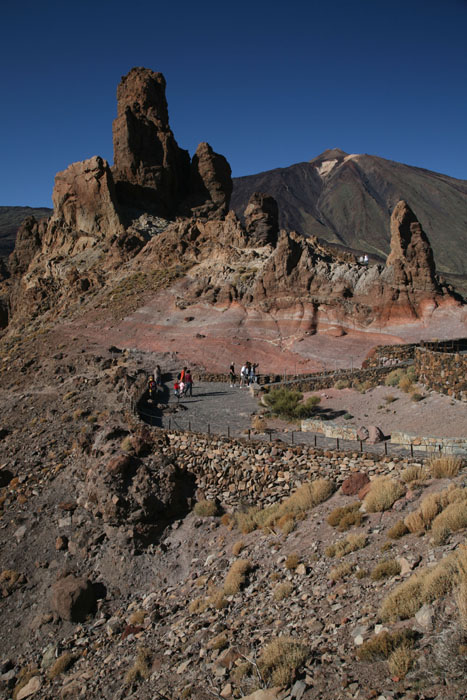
xmin=309 ymin=148 xmax=349 ymax=164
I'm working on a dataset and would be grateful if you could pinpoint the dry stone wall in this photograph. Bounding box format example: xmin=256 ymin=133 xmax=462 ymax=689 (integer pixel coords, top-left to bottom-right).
xmin=154 ymin=429 xmax=429 ymax=508
xmin=415 ymin=347 xmax=467 ymax=401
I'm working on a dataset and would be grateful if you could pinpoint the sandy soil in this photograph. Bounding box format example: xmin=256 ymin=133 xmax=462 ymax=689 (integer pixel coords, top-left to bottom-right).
xmin=304 ymin=385 xmax=467 ymax=438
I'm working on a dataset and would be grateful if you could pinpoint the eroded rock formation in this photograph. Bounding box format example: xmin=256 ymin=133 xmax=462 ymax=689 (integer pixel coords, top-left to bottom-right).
xmin=244 ymin=192 xmax=279 ymax=246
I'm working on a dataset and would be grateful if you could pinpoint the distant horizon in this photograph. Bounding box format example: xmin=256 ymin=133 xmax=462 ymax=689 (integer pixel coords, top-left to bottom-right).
xmin=2 ymin=0 xmax=466 ymax=207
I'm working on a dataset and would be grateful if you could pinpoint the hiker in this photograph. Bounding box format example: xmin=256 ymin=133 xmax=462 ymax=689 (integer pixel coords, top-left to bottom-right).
xmin=250 ymin=362 xmax=258 ymax=384
xmin=184 ymin=369 xmax=193 ymax=396
xmin=148 ymin=375 xmax=157 ymax=401
xmin=179 ymin=366 xmax=187 ymax=383
xmin=154 ymin=365 xmax=162 ymax=386
xmin=240 ymin=363 xmax=248 ymax=387
xmin=229 ymin=362 xmax=236 ymax=387
xmin=179 ymin=379 xmax=186 ymax=397
xmin=174 ymin=379 xmax=181 ymax=399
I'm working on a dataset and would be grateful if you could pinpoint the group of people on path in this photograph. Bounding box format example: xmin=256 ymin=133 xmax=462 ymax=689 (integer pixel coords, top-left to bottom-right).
xmin=229 ymin=361 xmax=259 ymax=388
xmin=174 ymin=366 xmax=193 ymax=398
xmin=147 ymin=365 xmax=194 ymax=401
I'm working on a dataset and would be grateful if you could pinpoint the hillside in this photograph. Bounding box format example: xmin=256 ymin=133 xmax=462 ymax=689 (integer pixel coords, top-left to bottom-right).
xmin=231 ymin=150 xmax=467 ymax=296
xmin=0 ymin=206 xmax=52 ymax=259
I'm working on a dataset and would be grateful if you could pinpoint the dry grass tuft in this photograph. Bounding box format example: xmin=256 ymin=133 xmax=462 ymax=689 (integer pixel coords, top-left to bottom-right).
xmin=188 ymin=597 xmax=208 ymax=614
xmin=357 ymin=629 xmax=418 ymax=661
xmin=221 ymin=513 xmax=233 ymax=528
xmin=429 ymin=455 xmax=463 ymax=478
xmin=370 ymin=559 xmax=401 ymax=580
xmin=387 ymin=520 xmax=409 ymax=539
xmin=207 ymin=632 xmax=228 ymax=650
xmin=47 ymin=652 xmax=75 ymax=680
xmin=431 ymin=502 xmax=467 ymax=544
xmin=404 ymin=485 xmax=467 ymax=536
xmin=235 ymin=478 xmax=334 ymax=534
xmin=258 ymin=636 xmax=308 ymax=687
xmin=380 ymin=547 xmax=465 ymax=621
xmin=252 ymin=415 xmax=267 ymax=431
xmin=325 ymin=533 xmax=366 ymax=558
xmin=124 ymin=647 xmax=152 ymax=686
xmin=400 ymin=464 xmax=427 ymax=484
xmin=285 ymin=553 xmax=300 ymax=570
xmin=128 ymin=609 xmax=146 ymax=625
xmin=329 ymin=562 xmax=354 ymax=581
xmin=194 ymin=499 xmax=218 ymax=517
xmin=232 ymin=540 xmax=244 ymax=556
xmin=208 ymin=587 xmax=228 ymax=610
xmin=223 ymin=559 xmax=251 ymax=595
xmin=327 ymin=502 xmax=363 ymax=531
xmin=274 ymin=582 xmax=294 ymax=601
xmin=363 ymin=477 xmax=404 ymax=512
xmin=387 ymin=643 xmax=415 ymax=677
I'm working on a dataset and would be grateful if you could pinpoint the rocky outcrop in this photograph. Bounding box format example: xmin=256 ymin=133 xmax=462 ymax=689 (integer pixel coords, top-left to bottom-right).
xmin=51 ymin=156 xmax=124 ymax=239
xmin=51 ymin=574 xmax=97 ymax=622
xmin=244 ymin=192 xmax=279 ymax=246
xmin=385 ymin=200 xmax=439 ymax=292
xmin=189 ymin=142 xmax=232 ymax=218
xmin=8 ymin=216 xmax=48 ymax=276
xmin=112 ymin=67 xmax=232 ymax=220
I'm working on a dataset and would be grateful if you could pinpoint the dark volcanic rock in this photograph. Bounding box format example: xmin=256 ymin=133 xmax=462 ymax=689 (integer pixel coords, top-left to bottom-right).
xmin=341 ymin=471 xmax=370 ymax=495
xmin=244 ymin=192 xmax=279 ymax=246
xmin=85 ymin=449 xmax=196 ymax=544
xmin=51 ymin=574 xmax=97 ymax=622
xmin=112 ymin=67 xmax=191 ymax=219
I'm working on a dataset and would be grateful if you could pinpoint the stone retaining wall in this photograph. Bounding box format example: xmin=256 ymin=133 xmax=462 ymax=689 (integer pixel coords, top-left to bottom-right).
xmin=153 ymin=429 xmax=430 ymax=508
xmin=415 ymin=347 xmax=467 ymax=401
xmin=364 ymin=337 xmax=467 ymax=369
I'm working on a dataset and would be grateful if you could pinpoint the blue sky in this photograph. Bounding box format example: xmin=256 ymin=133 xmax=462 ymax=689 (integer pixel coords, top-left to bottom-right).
xmin=1 ymin=0 xmax=467 ymax=206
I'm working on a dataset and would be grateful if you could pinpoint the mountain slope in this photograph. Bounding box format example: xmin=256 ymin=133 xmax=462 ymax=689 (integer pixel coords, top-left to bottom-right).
xmin=231 ymin=150 xmax=467 ymax=295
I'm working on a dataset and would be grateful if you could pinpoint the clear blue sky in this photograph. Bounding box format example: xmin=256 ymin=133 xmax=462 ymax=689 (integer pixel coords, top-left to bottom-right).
xmin=1 ymin=0 xmax=467 ymax=206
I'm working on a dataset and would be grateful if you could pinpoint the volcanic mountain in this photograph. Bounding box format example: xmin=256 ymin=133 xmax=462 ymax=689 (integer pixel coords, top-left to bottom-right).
xmin=231 ymin=150 xmax=467 ymax=296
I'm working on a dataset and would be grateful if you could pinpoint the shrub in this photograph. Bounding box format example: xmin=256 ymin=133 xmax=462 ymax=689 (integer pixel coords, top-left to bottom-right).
xmin=208 ymin=588 xmax=228 ymax=610
xmin=389 ymin=643 xmax=415 ymax=677
xmin=325 ymin=533 xmax=366 ymax=558
xmin=411 ymin=392 xmax=424 ymax=402
xmin=274 ymin=582 xmax=294 ymax=601
xmin=385 ymin=394 xmax=397 ymax=403
xmin=334 ymin=379 xmax=350 ymax=390
xmin=363 ymin=477 xmax=404 ymax=512
xmin=343 ymin=412 xmax=353 ymax=420
xmin=429 ymin=455 xmax=463 ymax=478
xmin=120 ymin=436 xmax=134 ymax=453
xmin=387 ymin=520 xmax=409 ymax=539
xmin=385 ymin=369 xmax=405 ymax=387
xmin=404 ymin=485 xmax=467 ymax=534
xmin=327 ymin=502 xmax=362 ymax=531
xmin=263 ymin=388 xmax=320 ymax=420
xmin=258 ymin=637 xmax=308 ymax=687
xmin=370 ymin=559 xmax=401 ymax=580
xmin=128 ymin=609 xmax=146 ymax=625
xmin=399 ymin=375 xmax=413 ymax=393
xmin=194 ymin=499 xmax=219 ymax=517
xmin=223 ymin=559 xmax=251 ymax=595
xmin=357 ymin=629 xmax=418 ymax=661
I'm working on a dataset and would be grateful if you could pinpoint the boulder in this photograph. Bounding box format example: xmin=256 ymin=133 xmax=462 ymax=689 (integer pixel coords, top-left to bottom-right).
xmin=51 ymin=575 xmax=97 ymax=622
xmin=367 ymin=426 xmax=385 ymax=444
xmin=244 ymin=192 xmax=279 ymax=246
xmin=356 ymin=426 xmax=369 ymax=441
xmin=341 ymin=471 xmax=369 ymax=496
